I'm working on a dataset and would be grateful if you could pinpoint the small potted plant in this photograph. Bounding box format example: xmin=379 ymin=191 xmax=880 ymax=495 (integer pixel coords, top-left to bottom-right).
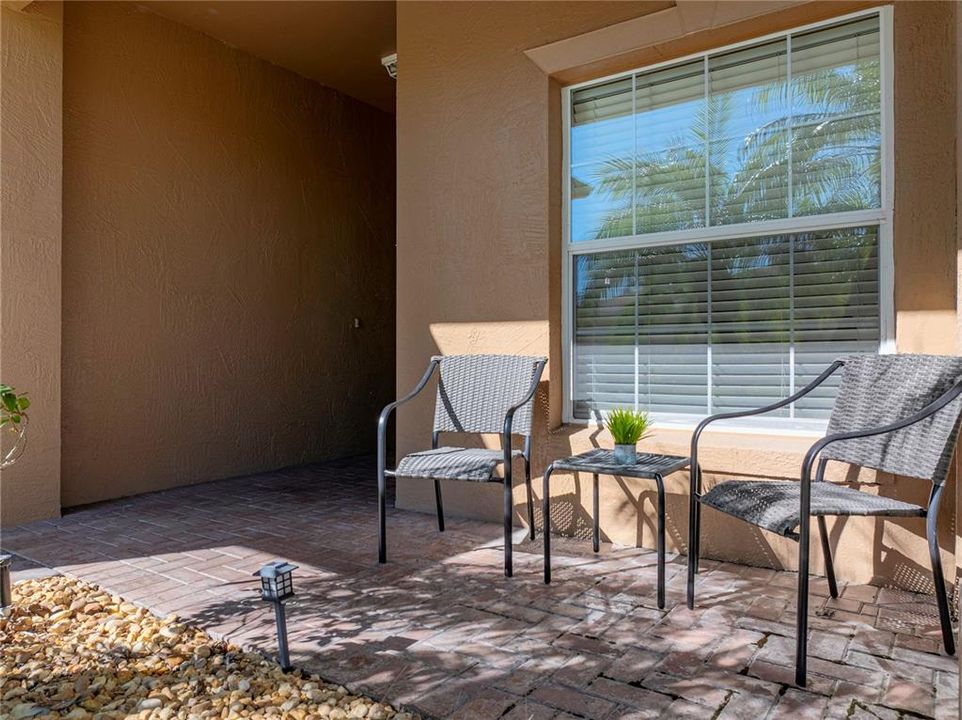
xmin=0 ymin=384 xmax=29 ymax=469
xmin=605 ymin=407 xmax=652 ymax=465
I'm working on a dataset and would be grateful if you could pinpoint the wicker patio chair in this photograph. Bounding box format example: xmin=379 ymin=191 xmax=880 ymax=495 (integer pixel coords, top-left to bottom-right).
xmin=686 ymin=354 xmax=962 ymax=687
xmin=377 ymin=354 xmax=547 ymax=577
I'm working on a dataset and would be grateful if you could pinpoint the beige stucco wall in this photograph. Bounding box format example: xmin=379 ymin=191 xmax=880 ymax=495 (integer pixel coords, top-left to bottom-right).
xmin=0 ymin=1 xmax=63 ymax=526
xmin=57 ymin=2 xmax=395 ymax=507
xmin=396 ymin=1 xmax=959 ymax=589
xmin=954 ymin=0 xmax=962 ymax=696
xmin=395 ymin=0 xmax=673 ymax=465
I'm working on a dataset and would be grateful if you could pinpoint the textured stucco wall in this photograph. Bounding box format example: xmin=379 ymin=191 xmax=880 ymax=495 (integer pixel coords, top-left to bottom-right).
xmin=395 ymin=0 xmax=671 ymax=463
xmin=0 ymin=1 xmax=63 ymax=526
xmin=953 ymin=0 xmax=962 ymax=696
xmin=396 ymin=1 xmax=959 ymax=589
xmin=59 ymin=2 xmax=395 ymax=507
xmin=893 ymin=2 xmax=958 ymax=355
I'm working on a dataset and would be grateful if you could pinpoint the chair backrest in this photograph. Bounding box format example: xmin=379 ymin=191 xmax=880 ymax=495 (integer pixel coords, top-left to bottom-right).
xmin=823 ymin=354 xmax=962 ymax=484
xmin=433 ymin=354 xmax=546 ymax=436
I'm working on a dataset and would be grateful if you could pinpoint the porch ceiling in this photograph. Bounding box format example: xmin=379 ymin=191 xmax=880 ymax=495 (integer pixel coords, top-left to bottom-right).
xmin=142 ymin=0 xmax=396 ymax=113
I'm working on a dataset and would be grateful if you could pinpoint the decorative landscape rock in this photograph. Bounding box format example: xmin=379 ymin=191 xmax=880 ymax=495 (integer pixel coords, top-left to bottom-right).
xmin=0 ymin=576 xmax=417 ymax=720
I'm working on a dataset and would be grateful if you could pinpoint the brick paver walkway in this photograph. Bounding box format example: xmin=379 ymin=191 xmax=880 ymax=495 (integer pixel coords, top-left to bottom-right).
xmin=3 ymin=457 xmax=958 ymax=719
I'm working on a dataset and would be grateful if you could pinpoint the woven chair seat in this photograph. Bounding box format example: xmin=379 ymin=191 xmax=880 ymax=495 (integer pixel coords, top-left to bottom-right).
xmin=701 ymin=480 xmax=925 ymax=539
xmin=395 ymin=447 xmax=523 ymax=482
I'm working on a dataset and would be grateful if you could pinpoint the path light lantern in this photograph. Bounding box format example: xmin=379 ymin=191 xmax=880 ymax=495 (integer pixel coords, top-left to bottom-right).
xmin=253 ymin=560 xmax=297 ymax=670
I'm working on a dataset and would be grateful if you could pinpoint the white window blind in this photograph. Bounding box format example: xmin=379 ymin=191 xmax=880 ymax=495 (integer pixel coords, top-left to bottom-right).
xmin=567 ymin=12 xmax=889 ymax=426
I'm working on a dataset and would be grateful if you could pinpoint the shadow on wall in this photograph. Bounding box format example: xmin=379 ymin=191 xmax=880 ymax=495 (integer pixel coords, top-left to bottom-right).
xmin=536 ymin=427 xmax=956 ymax=608
xmin=395 ymin=322 xmax=955 ymax=597
xmin=534 ymin=413 xmax=953 ymax=598
xmin=398 ymin=358 xmax=956 ymax=598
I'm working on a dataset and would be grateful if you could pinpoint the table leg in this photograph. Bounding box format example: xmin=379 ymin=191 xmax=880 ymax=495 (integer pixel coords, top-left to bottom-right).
xmin=543 ymin=465 xmax=554 ymax=584
xmin=655 ymin=473 xmax=666 ymax=610
xmin=592 ymin=473 xmax=600 ymax=553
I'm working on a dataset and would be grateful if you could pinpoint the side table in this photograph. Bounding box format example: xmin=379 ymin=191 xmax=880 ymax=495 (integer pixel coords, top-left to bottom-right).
xmin=542 ymin=448 xmax=690 ymax=609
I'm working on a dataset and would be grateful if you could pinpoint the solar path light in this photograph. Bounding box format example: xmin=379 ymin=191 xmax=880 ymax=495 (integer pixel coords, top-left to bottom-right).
xmin=253 ymin=560 xmax=298 ymax=671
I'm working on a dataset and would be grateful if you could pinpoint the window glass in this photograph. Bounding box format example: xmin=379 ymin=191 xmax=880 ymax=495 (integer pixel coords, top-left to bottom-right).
xmin=572 ymin=227 xmax=880 ymax=421
xmin=567 ymin=13 xmax=886 ymax=426
xmin=568 ymin=14 xmax=882 ymax=242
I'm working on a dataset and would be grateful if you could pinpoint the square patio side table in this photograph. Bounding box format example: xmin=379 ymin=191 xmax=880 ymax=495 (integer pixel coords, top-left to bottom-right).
xmin=542 ymin=448 xmax=690 ymax=609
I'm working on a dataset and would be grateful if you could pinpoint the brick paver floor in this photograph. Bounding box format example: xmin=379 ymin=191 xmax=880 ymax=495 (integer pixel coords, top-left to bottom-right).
xmin=3 ymin=456 xmax=958 ymax=719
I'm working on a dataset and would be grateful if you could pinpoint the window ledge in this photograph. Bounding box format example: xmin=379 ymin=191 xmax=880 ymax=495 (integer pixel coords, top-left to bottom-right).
xmin=546 ymin=421 xmax=822 ymax=480
xmin=564 ymin=416 xmax=826 ymax=438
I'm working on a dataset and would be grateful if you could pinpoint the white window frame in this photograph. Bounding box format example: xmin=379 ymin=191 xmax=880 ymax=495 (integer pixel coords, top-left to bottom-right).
xmin=561 ymin=6 xmax=895 ymax=432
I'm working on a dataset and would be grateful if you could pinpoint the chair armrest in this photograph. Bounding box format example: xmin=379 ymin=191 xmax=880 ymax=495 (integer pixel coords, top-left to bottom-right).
xmin=799 ymin=378 xmax=962 ymax=485
xmin=788 ymin=376 xmax=962 ymax=547
xmin=502 ymin=359 xmax=548 ymax=463
xmin=377 ymin=359 xmax=440 ymax=469
xmin=690 ymin=360 xmax=844 ymax=497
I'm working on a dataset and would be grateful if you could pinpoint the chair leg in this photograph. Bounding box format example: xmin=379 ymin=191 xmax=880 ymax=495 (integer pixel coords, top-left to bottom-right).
xmin=543 ymin=465 xmax=554 ymax=584
xmin=795 ymin=531 xmax=811 ymax=686
xmin=378 ymin=468 xmax=387 ymax=564
xmin=655 ymin=474 xmax=666 ymax=610
xmin=686 ymin=472 xmax=700 ymax=610
xmin=525 ymin=459 xmax=536 ymax=541
xmin=817 ymin=517 xmax=838 ymax=599
xmin=693 ymin=497 xmax=702 ymax=574
xmin=592 ymin=473 xmax=600 ymax=553
xmin=927 ymin=484 xmax=956 ymax=655
xmin=434 ymin=479 xmax=445 ymax=532
xmin=504 ymin=475 xmax=513 ymax=578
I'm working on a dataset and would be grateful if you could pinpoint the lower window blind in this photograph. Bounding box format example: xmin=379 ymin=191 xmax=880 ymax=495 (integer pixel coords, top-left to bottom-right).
xmin=572 ymin=225 xmax=880 ymax=422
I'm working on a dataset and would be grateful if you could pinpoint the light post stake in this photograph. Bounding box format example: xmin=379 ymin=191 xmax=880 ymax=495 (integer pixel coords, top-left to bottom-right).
xmin=273 ymin=601 xmax=290 ymax=670
xmin=253 ymin=560 xmax=298 ymax=671
xmin=0 ymin=555 xmax=11 ymax=615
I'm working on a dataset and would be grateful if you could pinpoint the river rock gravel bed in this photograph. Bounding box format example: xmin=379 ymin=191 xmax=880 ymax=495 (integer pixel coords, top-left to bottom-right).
xmin=1 ymin=576 xmax=415 ymax=720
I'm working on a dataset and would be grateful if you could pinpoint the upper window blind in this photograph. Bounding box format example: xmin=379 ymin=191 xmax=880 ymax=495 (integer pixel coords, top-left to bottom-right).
xmin=569 ymin=15 xmax=881 ymax=242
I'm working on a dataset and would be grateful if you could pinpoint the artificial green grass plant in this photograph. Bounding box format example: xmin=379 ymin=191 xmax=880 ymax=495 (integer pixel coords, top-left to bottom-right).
xmin=605 ymin=407 xmax=653 ymax=446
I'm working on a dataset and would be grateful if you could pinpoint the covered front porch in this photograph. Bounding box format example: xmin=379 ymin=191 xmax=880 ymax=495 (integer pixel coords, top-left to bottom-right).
xmin=4 ymin=457 xmax=955 ymax=719
xmin=2 ymin=0 xmax=962 ymax=716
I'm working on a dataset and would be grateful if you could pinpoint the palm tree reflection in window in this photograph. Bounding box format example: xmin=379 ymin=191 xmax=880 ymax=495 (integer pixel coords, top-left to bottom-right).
xmin=582 ymin=59 xmax=881 ymax=239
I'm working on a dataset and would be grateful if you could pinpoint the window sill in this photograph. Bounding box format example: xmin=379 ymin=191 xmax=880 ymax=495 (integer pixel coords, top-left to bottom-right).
xmin=563 ymin=415 xmax=826 ymax=438
xmin=547 ymin=421 xmax=824 ymax=481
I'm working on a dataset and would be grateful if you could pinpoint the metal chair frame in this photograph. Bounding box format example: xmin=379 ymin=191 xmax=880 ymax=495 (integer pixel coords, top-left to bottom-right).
xmin=377 ymin=355 xmax=546 ymax=577
xmin=686 ymin=359 xmax=962 ymax=687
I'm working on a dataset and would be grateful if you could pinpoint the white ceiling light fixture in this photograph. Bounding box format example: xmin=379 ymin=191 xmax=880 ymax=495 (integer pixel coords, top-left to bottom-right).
xmin=381 ymin=53 xmax=397 ymax=80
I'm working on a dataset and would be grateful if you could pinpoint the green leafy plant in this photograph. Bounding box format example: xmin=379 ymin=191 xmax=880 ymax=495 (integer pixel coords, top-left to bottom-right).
xmin=1 ymin=384 xmax=29 ymax=428
xmin=0 ymin=384 xmax=30 ymax=469
xmin=605 ymin=407 xmax=653 ymax=446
